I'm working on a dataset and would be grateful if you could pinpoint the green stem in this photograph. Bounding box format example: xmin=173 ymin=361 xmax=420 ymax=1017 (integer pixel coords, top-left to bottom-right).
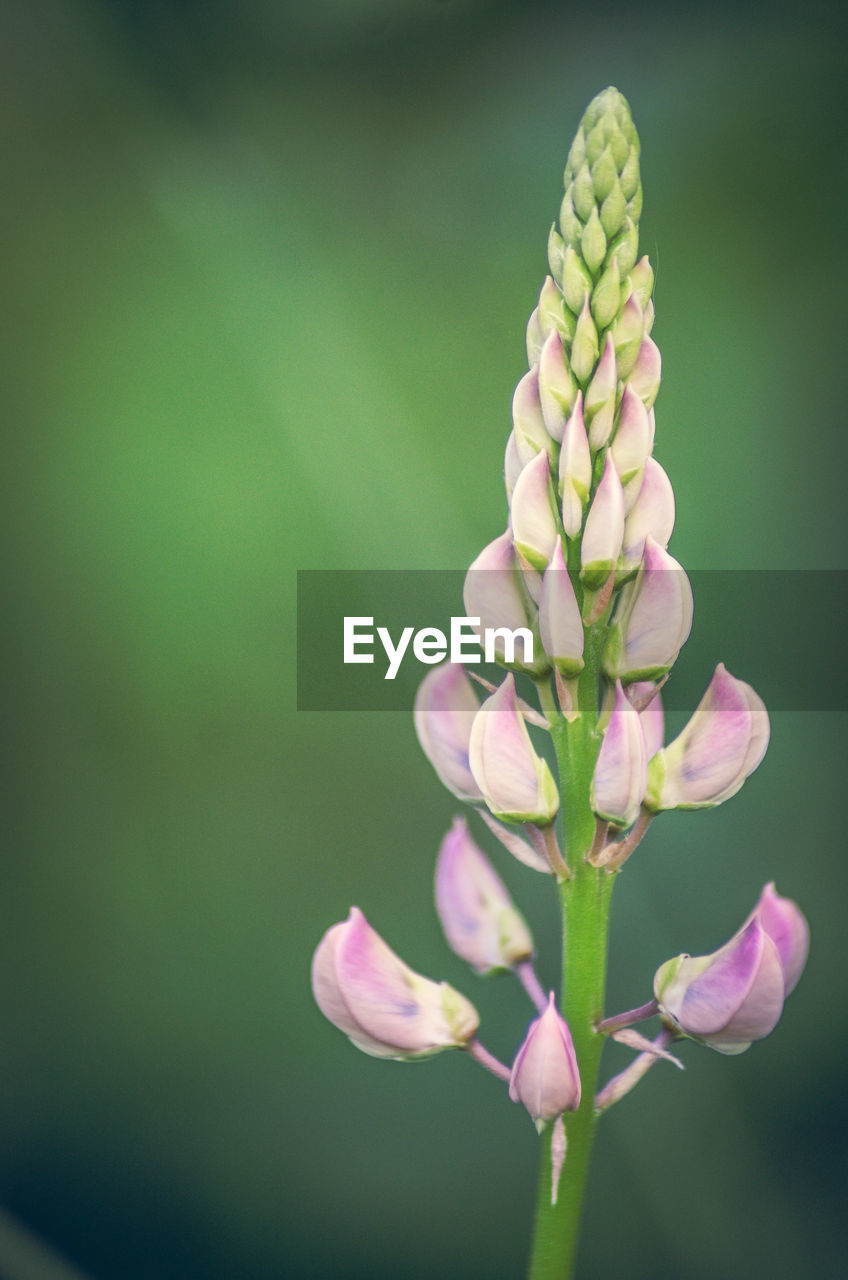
xmin=527 ymin=626 xmax=615 ymax=1280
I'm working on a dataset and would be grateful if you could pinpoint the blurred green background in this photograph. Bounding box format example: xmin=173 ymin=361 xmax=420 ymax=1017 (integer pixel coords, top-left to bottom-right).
xmin=2 ymin=1 xmax=846 ymax=1276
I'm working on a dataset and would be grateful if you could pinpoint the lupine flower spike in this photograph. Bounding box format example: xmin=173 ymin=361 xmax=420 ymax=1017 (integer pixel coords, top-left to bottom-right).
xmin=312 ymin=87 xmax=808 ymax=1277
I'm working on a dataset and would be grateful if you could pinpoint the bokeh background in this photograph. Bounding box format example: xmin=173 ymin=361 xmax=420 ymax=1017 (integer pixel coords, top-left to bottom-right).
xmin=2 ymin=1 xmax=847 ymax=1277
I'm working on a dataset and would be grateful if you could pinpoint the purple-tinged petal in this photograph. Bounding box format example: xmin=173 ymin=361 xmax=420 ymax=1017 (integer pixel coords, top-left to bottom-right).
xmin=463 ymin=530 xmax=535 ymax=661
xmin=747 ymin=883 xmax=809 ymax=996
xmin=581 ymin=452 xmax=625 ymax=588
xmin=629 ymin=334 xmax=662 ymax=407
xmin=591 ymin=680 xmax=648 ymax=827
xmin=611 ymin=384 xmax=652 ymax=490
xmin=645 ymin=663 xmax=769 ymax=811
xmin=539 ymin=539 xmax=584 ymax=675
xmin=335 ymin=908 xmax=479 ymax=1056
xmin=504 ymin=431 xmax=523 ymax=503
xmin=509 ymin=993 xmax=581 ymax=1126
xmin=512 ymin=365 xmax=554 ymax=465
xmin=538 ymin=328 xmax=576 ymax=440
xmin=604 ymin=537 xmax=693 ymax=681
xmin=510 ymin=449 xmax=559 ymax=571
xmin=469 ymin=675 xmax=559 ymax=824
xmin=558 ymin=392 xmax=592 ymax=538
xmin=630 ymin=681 xmax=665 ymax=758
xmin=435 ymin=817 xmax=534 ymax=973
xmin=414 ymin=664 xmax=482 ymax=803
xmin=655 ymin=919 xmax=785 ymax=1055
xmin=585 ymin=333 xmax=617 ymax=449
xmin=621 ymin=457 xmax=675 ymax=571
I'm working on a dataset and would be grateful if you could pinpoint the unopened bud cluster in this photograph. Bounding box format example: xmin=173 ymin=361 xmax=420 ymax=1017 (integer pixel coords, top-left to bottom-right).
xmin=311 ymin=88 xmax=808 ymax=1196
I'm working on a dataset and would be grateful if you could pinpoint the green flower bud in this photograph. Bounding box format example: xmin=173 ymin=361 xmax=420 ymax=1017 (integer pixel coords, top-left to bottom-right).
xmin=607 ymin=215 xmax=639 ymax=277
xmin=590 ymin=146 xmax=618 ymax=201
xmin=562 ymin=246 xmax=593 ymax=315
xmin=537 ymin=275 xmax=575 ymax=346
xmin=612 ymin=292 xmax=645 ymax=380
xmin=559 ymin=190 xmax=582 ymax=247
xmin=573 ymin=163 xmax=596 ymax=222
xmin=619 ymin=146 xmax=640 ymax=200
xmin=548 ymin=223 xmax=565 ymax=286
xmin=571 ymin=295 xmax=600 ymax=384
xmin=591 ymin=256 xmax=622 ymax=330
xmin=629 ymin=256 xmax=654 ymax=309
xmin=581 ymin=207 xmax=607 ymax=274
xmin=600 ymin=176 xmax=627 ymax=239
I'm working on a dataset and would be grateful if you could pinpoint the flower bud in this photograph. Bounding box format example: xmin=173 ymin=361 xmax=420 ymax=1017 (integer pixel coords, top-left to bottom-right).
xmin=504 ymin=430 xmax=523 ymax=503
xmin=591 ymin=256 xmax=621 ymax=330
xmin=547 ymin=223 xmax=565 ymax=285
xmin=512 ymin=366 xmax=554 ymax=466
xmin=629 ymin=334 xmax=662 ymax=407
xmin=591 ymin=680 xmax=648 ymax=827
xmin=538 ymin=328 xmax=577 ymax=441
xmin=558 ymin=393 xmax=592 ymax=537
xmin=526 ymin=306 xmax=544 ymax=366
xmin=620 ymin=457 xmax=675 ymax=572
xmin=469 ymin=674 xmax=559 ymax=824
xmin=632 ymin=681 xmax=665 ymax=759
xmin=611 ymin=291 xmax=644 ymax=379
xmin=414 ymin=663 xmax=483 ymax=803
xmin=644 ymin=663 xmax=769 ymax=811
xmin=510 ymin=449 xmax=559 ymax=572
xmin=562 ymin=245 xmax=594 ymax=315
xmin=435 ymin=817 xmax=534 ymax=974
xmin=744 ymin=883 xmax=809 ymax=996
xmin=509 ymin=993 xmax=581 ymax=1128
xmin=604 ymin=537 xmax=693 ymax=680
xmin=538 ymin=274 xmax=575 ymax=345
xmin=654 ymin=917 xmax=785 ymax=1055
xmin=312 ymin=907 xmax=479 ymax=1059
xmin=463 ymin=530 xmax=537 ymax=668
xmin=581 ymin=204 xmax=607 ymax=274
xmin=611 ymin=384 xmax=653 ymax=491
xmin=539 ymin=539 xmax=584 ymax=675
xmin=628 ymin=255 xmax=654 ymax=309
xmin=584 ymin=333 xmax=618 ymax=449
xmin=600 ymin=175 xmax=627 ymax=240
xmin=571 ymin=295 xmax=599 ymax=384
xmin=607 ymin=214 xmax=639 ymax=277
xmin=581 ymin=451 xmax=625 ymax=588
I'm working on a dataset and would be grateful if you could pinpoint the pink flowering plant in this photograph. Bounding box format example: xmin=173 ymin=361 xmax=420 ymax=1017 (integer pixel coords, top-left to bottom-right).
xmin=311 ymin=88 xmax=808 ymax=1279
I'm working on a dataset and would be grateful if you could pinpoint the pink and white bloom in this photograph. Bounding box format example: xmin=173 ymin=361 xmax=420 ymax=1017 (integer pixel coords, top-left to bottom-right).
xmin=510 ymin=449 xmax=560 ymax=571
xmin=654 ymin=885 xmax=808 ymax=1055
xmin=558 ymin=393 xmax=592 ymax=538
xmin=510 ymin=993 xmax=581 ymax=1127
xmin=581 ymin=452 xmax=625 ymax=589
xmin=435 ymin=817 xmax=534 ymax=974
xmin=744 ymin=883 xmax=809 ymax=996
xmin=620 ymin=457 xmax=675 ymax=571
xmin=512 ymin=365 xmax=554 ymax=465
xmin=463 ymin=530 xmax=537 ymax=668
xmin=611 ymin=384 xmax=653 ymax=490
xmin=414 ymin=663 xmax=483 ymax=803
xmin=469 ymin=674 xmax=559 ymax=824
xmin=539 ymin=539 xmax=584 ymax=675
xmin=312 ymin=908 xmax=479 ymax=1059
xmin=644 ymin=663 xmax=769 ymax=811
xmin=584 ymin=332 xmax=618 ymax=449
xmin=538 ymin=327 xmax=576 ymax=440
xmin=604 ymin=536 xmax=693 ymax=681
xmin=628 ymin=334 xmax=662 ymax=407
xmin=591 ymin=680 xmax=648 ymax=827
